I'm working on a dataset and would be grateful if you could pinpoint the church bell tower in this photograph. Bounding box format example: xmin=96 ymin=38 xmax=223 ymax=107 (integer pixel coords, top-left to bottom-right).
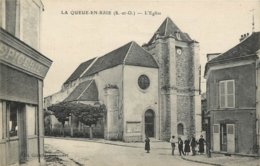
xmin=142 ymin=17 xmax=201 ymax=140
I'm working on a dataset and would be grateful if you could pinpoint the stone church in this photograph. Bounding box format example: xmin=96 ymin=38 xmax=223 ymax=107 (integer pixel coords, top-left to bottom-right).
xmin=44 ymin=17 xmax=201 ymax=142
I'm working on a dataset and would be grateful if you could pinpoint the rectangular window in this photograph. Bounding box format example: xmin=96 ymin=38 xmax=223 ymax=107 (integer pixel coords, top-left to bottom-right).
xmin=8 ymin=102 xmax=18 ymax=137
xmin=213 ymin=124 xmax=220 ymax=133
xmin=26 ymin=105 xmax=36 ymax=136
xmin=219 ymin=80 xmax=235 ymax=108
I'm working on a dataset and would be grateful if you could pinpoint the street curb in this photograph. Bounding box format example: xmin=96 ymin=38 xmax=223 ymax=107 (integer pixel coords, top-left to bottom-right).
xmin=181 ymin=156 xmax=222 ymax=166
xmin=45 ymin=136 xmax=172 ymax=150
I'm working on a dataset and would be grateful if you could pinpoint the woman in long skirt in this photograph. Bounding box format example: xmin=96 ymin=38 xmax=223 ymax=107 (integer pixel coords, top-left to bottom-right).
xmin=198 ymin=135 xmax=205 ymax=154
xmin=145 ymin=136 xmax=150 ymax=153
xmin=184 ymin=137 xmax=191 ymax=155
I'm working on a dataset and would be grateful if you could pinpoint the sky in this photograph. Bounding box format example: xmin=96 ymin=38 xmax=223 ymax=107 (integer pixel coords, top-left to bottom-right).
xmin=40 ymin=0 xmax=260 ymax=97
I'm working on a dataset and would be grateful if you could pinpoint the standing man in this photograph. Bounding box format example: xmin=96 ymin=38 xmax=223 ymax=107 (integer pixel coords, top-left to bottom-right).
xmin=170 ymin=135 xmax=177 ymax=155
xmin=190 ymin=136 xmax=197 ymax=156
xmin=178 ymin=137 xmax=185 ymax=156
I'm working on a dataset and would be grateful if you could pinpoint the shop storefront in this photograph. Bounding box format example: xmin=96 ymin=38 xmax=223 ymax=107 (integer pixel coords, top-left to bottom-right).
xmin=0 ymin=28 xmax=52 ymax=165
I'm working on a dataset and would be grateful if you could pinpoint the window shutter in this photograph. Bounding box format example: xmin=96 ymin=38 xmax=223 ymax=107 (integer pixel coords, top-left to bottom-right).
xmin=213 ymin=125 xmax=220 ymax=133
xmin=227 ymin=81 xmax=234 ymax=108
xmin=227 ymin=81 xmax=234 ymax=94
xmin=219 ymin=82 xmax=225 ymax=108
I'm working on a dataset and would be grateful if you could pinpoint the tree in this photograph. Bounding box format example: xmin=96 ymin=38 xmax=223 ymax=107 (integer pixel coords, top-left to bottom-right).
xmin=71 ymin=103 xmax=106 ymax=139
xmin=47 ymin=102 xmax=72 ymax=137
xmin=44 ymin=109 xmax=53 ymax=135
xmin=48 ymin=102 xmax=106 ymax=138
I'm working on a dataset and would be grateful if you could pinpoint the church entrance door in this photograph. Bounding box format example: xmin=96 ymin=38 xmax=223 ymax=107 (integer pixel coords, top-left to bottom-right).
xmin=145 ymin=109 xmax=155 ymax=137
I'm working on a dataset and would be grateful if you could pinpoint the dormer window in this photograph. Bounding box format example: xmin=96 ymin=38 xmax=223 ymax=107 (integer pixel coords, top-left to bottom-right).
xmin=175 ymin=31 xmax=181 ymax=40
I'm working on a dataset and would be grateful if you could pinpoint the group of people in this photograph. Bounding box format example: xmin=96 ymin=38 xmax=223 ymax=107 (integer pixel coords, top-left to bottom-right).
xmin=144 ymin=135 xmax=205 ymax=156
xmin=170 ymin=135 xmax=205 ymax=156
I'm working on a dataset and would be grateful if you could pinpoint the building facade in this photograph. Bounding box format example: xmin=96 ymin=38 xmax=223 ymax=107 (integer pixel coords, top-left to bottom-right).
xmin=205 ymin=32 xmax=260 ymax=155
xmin=0 ymin=0 xmax=52 ymax=165
xmin=45 ymin=17 xmax=201 ymax=142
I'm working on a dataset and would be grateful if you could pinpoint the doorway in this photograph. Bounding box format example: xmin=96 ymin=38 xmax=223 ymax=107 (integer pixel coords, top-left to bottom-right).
xmin=145 ymin=109 xmax=155 ymax=137
xmin=220 ymin=123 xmax=235 ymax=153
xmin=220 ymin=124 xmax=227 ymax=151
xmin=7 ymin=102 xmax=27 ymax=164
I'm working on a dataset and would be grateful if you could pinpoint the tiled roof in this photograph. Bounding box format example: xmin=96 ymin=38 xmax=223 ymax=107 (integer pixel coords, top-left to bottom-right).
xmin=125 ymin=42 xmax=158 ymax=68
xmin=208 ymin=32 xmax=260 ymax=63
xmin=63 ymin=80 xmax=98 ymax=102
xmin=82 ymin=42 xmax=131 ymax=77
xmin=147 ymin=17 xmax=193 ymax=44
xmin=205 ymin=32 xmax=260 ymax=75
xmin=64 ymin=58 xmax=96 ymax=84
xmin=80 ymin=41 xmax=158 ymax=77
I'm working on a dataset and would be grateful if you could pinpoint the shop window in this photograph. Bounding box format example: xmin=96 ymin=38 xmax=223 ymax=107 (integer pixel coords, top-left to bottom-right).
xmin=219 ymin=80 xmax=235 ymax=108
xmin=26 ymin=105 xmax=37 ymax=136
xmin=9 ymin=103 xmax=18 ymax=137
xmin=177 ymin=123 xmax=184 ymax=135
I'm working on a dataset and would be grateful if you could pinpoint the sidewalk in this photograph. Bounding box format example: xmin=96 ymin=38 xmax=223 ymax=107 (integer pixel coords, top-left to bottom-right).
xmin=45 ymin=143 xmax=83 ymax=166
xmin=182 ymin=154 xmax=260 ymax=166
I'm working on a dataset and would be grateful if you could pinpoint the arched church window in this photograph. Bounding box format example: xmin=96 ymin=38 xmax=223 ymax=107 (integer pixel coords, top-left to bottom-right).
xmin=177 ymin=123 xmax=184 ymax=135
xmin=138 ymin=75 xmax=150 ymax=90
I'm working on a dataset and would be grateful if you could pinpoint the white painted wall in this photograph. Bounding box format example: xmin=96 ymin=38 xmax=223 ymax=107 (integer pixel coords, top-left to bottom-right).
xmin=123 ymin=65 xmax=159 ymax=140
xmin=94 ymin=65 xmax=123 ymax=103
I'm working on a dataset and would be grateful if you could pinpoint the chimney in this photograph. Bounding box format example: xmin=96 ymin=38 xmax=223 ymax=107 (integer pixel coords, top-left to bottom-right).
xmin=239 ymin=33 xmax=250 ymax=42
xmin=207 ymin=53 xmax=221 ymax=61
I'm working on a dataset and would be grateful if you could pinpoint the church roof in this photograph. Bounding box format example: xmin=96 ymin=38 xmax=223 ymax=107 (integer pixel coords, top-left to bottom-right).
xmin=63 ymin=41 xmax=158 ymax=85
xmin=205 ymin=32 xmax=260 ymax=75
xmin=63 ymin=80 xmax=98 ymax=102
xmin=82 ymin=41 xmax=158 ymax=77
xmin=64 ymin=58 xmax=96 ymax=84
xmin=147 ymin=17 xmax=193 ymax=44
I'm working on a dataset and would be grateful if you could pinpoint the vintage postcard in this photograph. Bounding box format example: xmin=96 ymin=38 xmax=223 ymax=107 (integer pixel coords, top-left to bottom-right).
xmin=0 ymin=0 xmax=260 ymax=165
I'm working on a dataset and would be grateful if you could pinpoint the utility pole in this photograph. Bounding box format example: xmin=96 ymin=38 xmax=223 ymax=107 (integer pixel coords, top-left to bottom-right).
xmin=250 ymin=9 xmax=255 ymax=33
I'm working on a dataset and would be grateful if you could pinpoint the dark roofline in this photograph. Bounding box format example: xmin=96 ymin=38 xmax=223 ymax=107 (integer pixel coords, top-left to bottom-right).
xmin=81 ymin=42 xmax=132 ymax=76
xmin=82 ymin=41 xmax=158 ymax=77
xmin=204 ymin=32 xmax=260 ymax=76
xmin=207 ymin=32 xmax=260 ymax=64
xmin=63 ymin=57 xmax=96 ymax=85
xmin=204 ymin=54 xmax=258 ymax=77
xmin=145 ymin=17 xmax=194 ymax=45
xmin=207 ymin=53 xmax=222 ymax=56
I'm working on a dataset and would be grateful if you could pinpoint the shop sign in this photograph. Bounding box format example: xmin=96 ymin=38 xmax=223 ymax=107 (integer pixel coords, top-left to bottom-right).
xmin=0 ymin=42 xmax=48 ymax=78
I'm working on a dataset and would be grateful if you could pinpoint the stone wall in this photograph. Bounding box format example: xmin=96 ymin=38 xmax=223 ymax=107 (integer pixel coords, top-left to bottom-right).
xmin=144 ymin=37 xmax=200 ymax=140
